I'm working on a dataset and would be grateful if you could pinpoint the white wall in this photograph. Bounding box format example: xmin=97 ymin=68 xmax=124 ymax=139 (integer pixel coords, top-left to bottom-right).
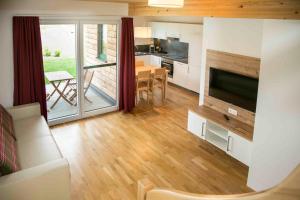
xmin=0 ymin=0 xmax=128 ymax=106
xmin=247 ymin=20 xmax=300 ymax=191
xmin=200 ymin=17 xmax=300 ymax=191
xmin=199 ymin=18 xmax=263 ymax=104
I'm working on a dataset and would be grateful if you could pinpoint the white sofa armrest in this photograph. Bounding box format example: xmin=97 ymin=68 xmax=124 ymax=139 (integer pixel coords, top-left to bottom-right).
xmin=7 ymin=103 xmax=41 ymax=121
xmin=0 ymin=159 xmax=70 ymax=200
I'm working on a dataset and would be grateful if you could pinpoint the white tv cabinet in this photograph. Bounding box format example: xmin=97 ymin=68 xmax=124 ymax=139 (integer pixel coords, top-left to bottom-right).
xmin=187 ymin=106 xmax=253 ymax=166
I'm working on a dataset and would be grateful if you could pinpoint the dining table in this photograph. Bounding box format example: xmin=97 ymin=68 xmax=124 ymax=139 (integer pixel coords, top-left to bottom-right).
xmin=135 ymin=65 xmax=168 ymax=100
xmin=45 ymin=71 xmax=75 ymax=109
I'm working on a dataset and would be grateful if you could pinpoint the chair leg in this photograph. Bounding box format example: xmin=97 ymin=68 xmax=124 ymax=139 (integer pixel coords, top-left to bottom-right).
xmin=70 ymin=92 xmax=76 ymax=101
xmin=84 ymin=96 xmax=92 ymax=103
xmin=65 ymin=88 xmax=72 ymax=96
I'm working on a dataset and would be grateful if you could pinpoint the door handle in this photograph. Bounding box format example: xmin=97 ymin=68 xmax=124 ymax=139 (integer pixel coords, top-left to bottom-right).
xmin=227 ymin=136 xmax=232 ymax=152
xmin=201 ymin=122 xmax=205 ymax=137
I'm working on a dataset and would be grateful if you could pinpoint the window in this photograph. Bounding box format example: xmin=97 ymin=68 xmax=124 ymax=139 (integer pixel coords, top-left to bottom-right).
xmin=97 ymin=24 xmax=108 ymax=62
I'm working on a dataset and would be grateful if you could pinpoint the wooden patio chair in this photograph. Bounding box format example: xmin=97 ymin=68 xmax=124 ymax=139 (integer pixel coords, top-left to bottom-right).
xmin=68 ymin=69 xmax=95 ymax=104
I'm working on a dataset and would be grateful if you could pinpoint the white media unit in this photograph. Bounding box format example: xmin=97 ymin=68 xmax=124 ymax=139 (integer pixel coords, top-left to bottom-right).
xmin=187 ymin=108 xmax=253 ymax=166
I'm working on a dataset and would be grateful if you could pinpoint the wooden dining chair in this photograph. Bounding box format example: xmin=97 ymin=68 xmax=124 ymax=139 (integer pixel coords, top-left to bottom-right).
xmin=135 ymin=60 xmax=145 ymax=68
xmin=153 ymin=68 xmax=167 ymax=101
xmin=136 ymin=70 xmax=152 ymax=104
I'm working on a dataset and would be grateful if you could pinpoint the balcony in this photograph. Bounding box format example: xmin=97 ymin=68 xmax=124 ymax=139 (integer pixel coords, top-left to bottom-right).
xmin=45 ymin=58 xmax=117 ymax=121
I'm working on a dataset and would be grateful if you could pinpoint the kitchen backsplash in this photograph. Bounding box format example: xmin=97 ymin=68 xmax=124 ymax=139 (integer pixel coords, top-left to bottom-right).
xmin=154 ymin=38 xmax=189 ymax=58
xmin=135 ymin=38 xmax=189 ymax=59
xmin=135 ymin=45 xmax=150 ymax=52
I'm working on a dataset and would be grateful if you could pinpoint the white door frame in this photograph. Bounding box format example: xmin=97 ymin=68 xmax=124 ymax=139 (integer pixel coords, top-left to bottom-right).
xmin=79 ymin=19 xmax=121 ymax=119
xmin=40 ymin=18 xmax=121 ymax=126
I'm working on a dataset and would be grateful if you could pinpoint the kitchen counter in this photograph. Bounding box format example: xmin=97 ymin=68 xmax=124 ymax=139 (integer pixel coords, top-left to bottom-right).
xmin=135 ymin=52 xmax=189 ymax=64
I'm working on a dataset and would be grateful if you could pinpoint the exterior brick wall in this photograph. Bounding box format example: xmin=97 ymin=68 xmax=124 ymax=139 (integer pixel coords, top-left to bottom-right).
xmin=83 ymin=24 xmax=117 ymax=101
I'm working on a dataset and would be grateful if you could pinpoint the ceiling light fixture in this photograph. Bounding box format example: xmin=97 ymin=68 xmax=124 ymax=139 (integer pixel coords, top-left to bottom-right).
xmin=148 ymin=0 xmax=184 ymax=8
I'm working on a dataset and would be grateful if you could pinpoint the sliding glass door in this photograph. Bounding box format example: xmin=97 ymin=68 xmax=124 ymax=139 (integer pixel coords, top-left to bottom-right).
xmin=81 ymin=23 xmax=118 ymax=116
xmin=41 ymin=19 xmax=119 ymax=124
xmin=41 ymin=23 xmax=79 ymax=121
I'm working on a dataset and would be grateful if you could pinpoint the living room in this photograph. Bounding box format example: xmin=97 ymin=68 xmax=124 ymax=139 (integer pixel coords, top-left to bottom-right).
xmin=0 ymin=0 xmax=299 ymax=200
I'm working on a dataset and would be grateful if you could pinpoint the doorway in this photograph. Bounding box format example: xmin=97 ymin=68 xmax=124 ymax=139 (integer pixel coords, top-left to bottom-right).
xmin=40 ymin=20 xmax=119 ymax=124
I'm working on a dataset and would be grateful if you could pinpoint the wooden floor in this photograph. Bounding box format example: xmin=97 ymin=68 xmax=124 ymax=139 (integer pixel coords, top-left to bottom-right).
xmin=51 ymin=84 xmax=251 ymax=200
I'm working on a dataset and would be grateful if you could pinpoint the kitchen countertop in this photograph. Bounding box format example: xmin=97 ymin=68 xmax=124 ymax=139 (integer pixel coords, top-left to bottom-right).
xmin=135 ymin=52 xmax=189 ymax=64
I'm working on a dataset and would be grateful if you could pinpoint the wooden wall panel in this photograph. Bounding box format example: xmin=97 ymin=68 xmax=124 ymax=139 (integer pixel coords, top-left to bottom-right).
xmin=204 ymin=50 xmax=261 ymax=126
xmin=129 ymin=0 xmax=300 ymax=20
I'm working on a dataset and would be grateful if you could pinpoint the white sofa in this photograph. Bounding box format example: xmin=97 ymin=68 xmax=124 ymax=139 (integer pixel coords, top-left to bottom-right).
xmin=0 ymin=103 xmax=70 ymax=200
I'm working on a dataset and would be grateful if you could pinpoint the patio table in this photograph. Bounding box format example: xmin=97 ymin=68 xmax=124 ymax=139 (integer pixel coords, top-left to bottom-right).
xmin=45 ymin=71 xmax=75 ymax=109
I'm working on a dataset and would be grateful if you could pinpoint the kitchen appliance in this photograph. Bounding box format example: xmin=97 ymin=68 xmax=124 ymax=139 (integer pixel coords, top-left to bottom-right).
xmin=149 ymin=45 xmax=155 ymax=53
xmin=161 ymin=58 xmax=174 ymax=78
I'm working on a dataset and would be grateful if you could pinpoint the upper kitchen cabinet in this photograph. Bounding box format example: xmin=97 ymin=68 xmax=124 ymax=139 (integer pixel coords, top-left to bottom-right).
xmin=150 ymin=22 xmax=166 ymax=39
xmin=150 ymin=22 xmax=180 ymax=39
xmin=165 ymin=23 xmax=181 ymax=38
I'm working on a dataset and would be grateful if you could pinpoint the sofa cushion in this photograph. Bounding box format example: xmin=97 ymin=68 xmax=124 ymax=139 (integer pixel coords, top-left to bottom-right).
xmin=0 ymin=104 xmax=16 ymax=140
xmin=13 ymin=116 xmax=62 ymax=169
xmin=0 ymin=127 xmax=19 ymax=176
xmin=17 ymin=136 xmax=62 ymax=169
xmin=13 ymin=116 xmax=51 ymax=142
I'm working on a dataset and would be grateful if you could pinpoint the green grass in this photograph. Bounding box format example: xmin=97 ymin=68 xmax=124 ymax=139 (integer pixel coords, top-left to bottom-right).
xmin=43 ymin=57 xmax=76 ymax=84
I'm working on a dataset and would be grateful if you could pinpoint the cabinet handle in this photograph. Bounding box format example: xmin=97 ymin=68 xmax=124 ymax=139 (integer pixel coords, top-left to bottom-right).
xmin=227 ymin=136 xmax=232 ymax=152
xmin=201 ymin=123 xmax=205 ymax=137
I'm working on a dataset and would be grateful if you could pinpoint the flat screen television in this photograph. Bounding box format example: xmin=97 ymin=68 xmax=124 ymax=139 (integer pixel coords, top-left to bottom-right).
xmin=209 ymin=68 xmax=259 ymax=112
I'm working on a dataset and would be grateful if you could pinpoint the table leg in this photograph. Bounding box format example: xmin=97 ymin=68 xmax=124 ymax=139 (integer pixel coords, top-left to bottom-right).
xmin=50 ymin=80 xmax=74 ymax=109
xmin=50 ymin=81 xmax=62 ymax=109
xmin=47 ymin=81 xmax=61 ymax=100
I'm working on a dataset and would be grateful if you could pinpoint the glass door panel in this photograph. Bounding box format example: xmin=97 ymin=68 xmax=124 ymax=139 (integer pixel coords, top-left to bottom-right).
xmin=41 ymin=24 xmax=79 ymax=121
xmin=82 ymin=24 xmax=118 ymax=113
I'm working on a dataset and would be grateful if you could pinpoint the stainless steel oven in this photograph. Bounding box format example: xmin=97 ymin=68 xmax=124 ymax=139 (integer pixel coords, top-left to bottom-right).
xmin=161 ymin=58 xmax=174 ymax=78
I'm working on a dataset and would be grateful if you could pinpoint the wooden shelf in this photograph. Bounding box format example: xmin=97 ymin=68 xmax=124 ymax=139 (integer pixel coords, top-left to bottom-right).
xmin=206 ymin=121 xmax=228 ymax=140
xmin=205 ymin=131 xmax=228 ymax=151
xmin=189 ymin=105 xmax=254 ymax=141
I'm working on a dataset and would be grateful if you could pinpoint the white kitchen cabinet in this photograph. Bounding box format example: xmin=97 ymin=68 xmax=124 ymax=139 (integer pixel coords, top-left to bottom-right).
xmin=173 ymin=61 xmax=189 ymax=88
xmin=165 ymin=23 xmax=181 ymax=38
xmin=173 ymin=61 xmax=200 ymax=93
xmin=150 ymin=22 xmax=166 ymax=39
xmin=186 ymin=65 xmax=201 ymax=93
xmin=135 ymin=55 xmax=151 ymax=65
xmin=227 ymin=131 xmax=252 ymax=166
xmin=187 ymin=111 xmax=206 ymax=139
xmin=150 ymin=55 xmax=161 ymax=68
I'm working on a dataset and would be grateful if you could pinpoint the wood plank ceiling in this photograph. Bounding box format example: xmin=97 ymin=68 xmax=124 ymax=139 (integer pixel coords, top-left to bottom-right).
xmin=128 ymin=0 xmax=300 ymax=20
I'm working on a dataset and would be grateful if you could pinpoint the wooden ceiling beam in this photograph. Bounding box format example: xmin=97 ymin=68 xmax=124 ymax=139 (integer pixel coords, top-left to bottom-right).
xmin=129 ymin=0 xmax=300 ymax=20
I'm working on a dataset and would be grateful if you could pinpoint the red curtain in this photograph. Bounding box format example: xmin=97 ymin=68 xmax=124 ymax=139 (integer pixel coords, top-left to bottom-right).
xmin=119 ymin=18 xmax=136 ymax=112
xmin=13 ymin=16 xmax=47 ymax=120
